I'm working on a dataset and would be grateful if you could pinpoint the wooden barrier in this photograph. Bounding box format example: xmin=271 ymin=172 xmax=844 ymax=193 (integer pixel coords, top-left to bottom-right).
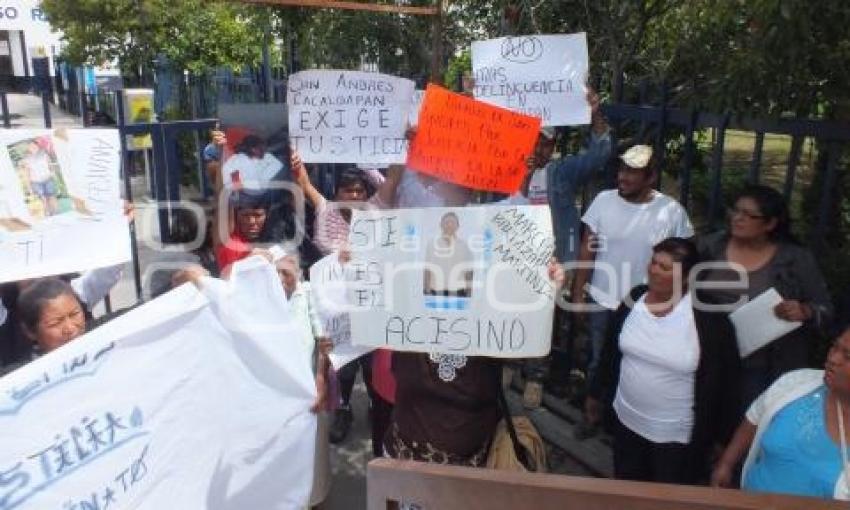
xmin=368 ymin=459 xmax=847 ymax=510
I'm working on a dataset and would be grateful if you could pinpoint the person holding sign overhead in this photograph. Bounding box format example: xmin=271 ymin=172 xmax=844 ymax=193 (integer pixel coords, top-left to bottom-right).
xmin=509 ymin=88 xmax=611 ymax=409
xmin=697 ymin=185 xmax=832 ymax=412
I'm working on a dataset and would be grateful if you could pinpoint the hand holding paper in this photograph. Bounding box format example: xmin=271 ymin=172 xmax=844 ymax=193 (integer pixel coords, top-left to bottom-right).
xmin=729 ymin=287 xmax=803 ymax=358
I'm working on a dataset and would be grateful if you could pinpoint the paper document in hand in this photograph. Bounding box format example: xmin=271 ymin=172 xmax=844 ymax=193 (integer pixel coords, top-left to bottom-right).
xmin=729 ymin=287 xmax=802 ymax=358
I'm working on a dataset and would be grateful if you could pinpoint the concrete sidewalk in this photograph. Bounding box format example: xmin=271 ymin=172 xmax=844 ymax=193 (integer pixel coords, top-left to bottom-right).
xmin=3 ymin=92 xmax=82 ymax=129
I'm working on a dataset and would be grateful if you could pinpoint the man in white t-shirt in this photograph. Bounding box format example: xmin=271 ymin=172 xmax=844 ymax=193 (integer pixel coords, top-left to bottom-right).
xmin=571 ymin=144 xmax=694 ymax=384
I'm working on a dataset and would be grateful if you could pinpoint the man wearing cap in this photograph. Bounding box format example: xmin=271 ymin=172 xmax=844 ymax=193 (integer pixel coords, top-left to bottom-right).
xmin=571 ymin=144 xmax=694 ymax=390
xmin=511 ymin=89 xmax=611 ymax=408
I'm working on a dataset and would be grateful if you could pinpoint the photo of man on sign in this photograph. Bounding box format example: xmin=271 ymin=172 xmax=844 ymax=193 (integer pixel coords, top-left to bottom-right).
xmin=424 ymin=211 xmax=475 ymax=308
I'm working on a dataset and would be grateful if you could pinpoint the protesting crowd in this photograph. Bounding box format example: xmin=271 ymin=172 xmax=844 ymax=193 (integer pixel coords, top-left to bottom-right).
xmin=0 ymin=33 xmax=848 ymax=510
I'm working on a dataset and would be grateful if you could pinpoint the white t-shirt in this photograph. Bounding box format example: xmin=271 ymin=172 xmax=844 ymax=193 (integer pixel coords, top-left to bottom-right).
xmin=614 ymin=294 xmax=700 ymax=444
xmin=582 ymin=190 xmax=693 ymax=309
xmin=221 ymin=153 xmax=284 ymax=190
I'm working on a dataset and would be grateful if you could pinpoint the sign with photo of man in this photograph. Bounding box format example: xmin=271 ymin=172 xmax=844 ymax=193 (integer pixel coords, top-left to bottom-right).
xmin=346 ymin=205 xmax=556 ymax=358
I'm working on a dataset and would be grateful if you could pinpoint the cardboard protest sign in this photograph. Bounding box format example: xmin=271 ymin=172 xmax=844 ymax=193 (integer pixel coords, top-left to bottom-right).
xmin=472 ymin=33 xmax=590 ymax=126
xmin=287 ymin=70 xmax=415 ymax=165
xmin=309 ymin=252 xmax=373 ymax=370
xmin=0 ymin=257 xmax=317 ymax=509
xmin=406 ymin=84 xmax=540 ymax=194
xmin=347 ymin=205 xmax=555 ymax=357
xmin=0 ymin=129 xmax=130 ymax=283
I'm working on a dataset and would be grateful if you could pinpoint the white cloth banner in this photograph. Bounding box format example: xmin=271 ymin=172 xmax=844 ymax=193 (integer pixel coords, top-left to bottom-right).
xmin=0 ymin=129 xmax=130 ymax=282
xmin=347 ymin=205 xmax=555 ymax=357
xmin=0 ymin=257 xmax=317 ymax=510
xmin=309 ymin=252 xmax=373 ymax=370
xmin=287 ymin=70 xmax=415 ymax=165
xmin=472 ymin=33 xmax=590 ymax=126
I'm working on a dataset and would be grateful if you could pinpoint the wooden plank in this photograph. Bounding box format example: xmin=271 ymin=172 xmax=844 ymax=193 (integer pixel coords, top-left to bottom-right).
xmin=504 ymin=385 xmax=613 ymax=478
xmin=237 ymin=0 xmax=439 ymax=15
xmin=368 ymin=459 xmax=849 ymax=510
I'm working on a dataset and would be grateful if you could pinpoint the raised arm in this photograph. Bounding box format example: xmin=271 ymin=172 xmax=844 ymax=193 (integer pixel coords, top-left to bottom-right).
xmin=570 ymin=226 xmax=596 ymax=310
xmin=374 ymin=164 xmax=405 ymax=208
xmin=290 ymin=151 xmax=325 ymax=210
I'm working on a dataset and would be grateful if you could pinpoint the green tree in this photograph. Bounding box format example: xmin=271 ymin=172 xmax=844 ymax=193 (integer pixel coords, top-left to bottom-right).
xmin=41 ymin=0 xmax=268 ymax=79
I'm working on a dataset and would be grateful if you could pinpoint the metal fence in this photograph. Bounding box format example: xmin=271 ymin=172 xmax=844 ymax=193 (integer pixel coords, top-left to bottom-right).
xmin=597 ymin=102 xmax=849 ymax=250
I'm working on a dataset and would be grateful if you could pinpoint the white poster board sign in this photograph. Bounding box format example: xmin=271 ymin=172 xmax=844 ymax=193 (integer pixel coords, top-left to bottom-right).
xmin=472 ymin=33 xmax=590 ymax=126
xmin=309 ymin=252 xmax=373 ymax=370
xmin=287 ymin=70 xmax=415 ymax=165
xmin=0 ymin=129 xmax=130 ymax=282
xmin=0 ymin=257 xmax=317 ymax=509
xmin=347 ymin=205 xmax=555 ymax=357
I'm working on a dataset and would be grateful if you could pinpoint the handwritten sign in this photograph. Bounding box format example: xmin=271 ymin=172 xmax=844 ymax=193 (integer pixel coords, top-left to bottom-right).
xmin=406 ymin=84 xmax=540 ymax=193
xmin=347 ymin=205 xmax=555 ymax=357
xmin=287 ymin=69 xmax=415 ymax=165
xmin=0 ymin=258 xmax=317 ymax=509
xmin=472 ymin=33 xmax=590 ymax=126
xmin=0 ymin=129 xmax=130 ymax=283
xmin=309 ymin=252 xmax=373 ymax=370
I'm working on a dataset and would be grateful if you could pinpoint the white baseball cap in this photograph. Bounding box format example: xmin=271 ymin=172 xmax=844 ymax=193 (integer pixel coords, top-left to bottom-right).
xmin=620 ymin=145 xmax=653 ymax=169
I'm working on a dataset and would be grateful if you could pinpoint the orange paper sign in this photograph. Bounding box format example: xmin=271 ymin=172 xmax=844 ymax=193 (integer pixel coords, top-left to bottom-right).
xmin=406 ymin=84 xmax=541 ymax=194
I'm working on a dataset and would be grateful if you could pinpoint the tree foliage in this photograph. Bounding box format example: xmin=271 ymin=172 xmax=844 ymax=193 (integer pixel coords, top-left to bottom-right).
xmin=41 ymin=0 xmax=267 ymax=76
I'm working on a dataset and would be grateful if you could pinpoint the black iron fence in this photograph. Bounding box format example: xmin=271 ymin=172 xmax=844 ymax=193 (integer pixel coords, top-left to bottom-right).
xmin=2 ymin=86 xmax=849 ymax=296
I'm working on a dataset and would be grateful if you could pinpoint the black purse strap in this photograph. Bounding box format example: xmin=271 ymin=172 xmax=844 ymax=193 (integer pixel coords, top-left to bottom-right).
xmin=497 ymin=382 xmax=533 ymax=471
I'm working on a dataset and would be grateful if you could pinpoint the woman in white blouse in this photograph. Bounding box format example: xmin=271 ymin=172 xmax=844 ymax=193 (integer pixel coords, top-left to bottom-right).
xmin=585 ymin=237 xmax=741 ymax=484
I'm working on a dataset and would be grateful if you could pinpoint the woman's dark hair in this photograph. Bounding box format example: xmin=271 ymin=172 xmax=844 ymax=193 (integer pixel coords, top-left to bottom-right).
xmin=17 ymin=278 xmax=78 ymax=334
xmin=733 ymin=185 xmax=795 ymax=242
xmin=335 ymin=166 xmax=371 ymax=197
xmin=653 ymin=237 xmax=699 ymax=278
